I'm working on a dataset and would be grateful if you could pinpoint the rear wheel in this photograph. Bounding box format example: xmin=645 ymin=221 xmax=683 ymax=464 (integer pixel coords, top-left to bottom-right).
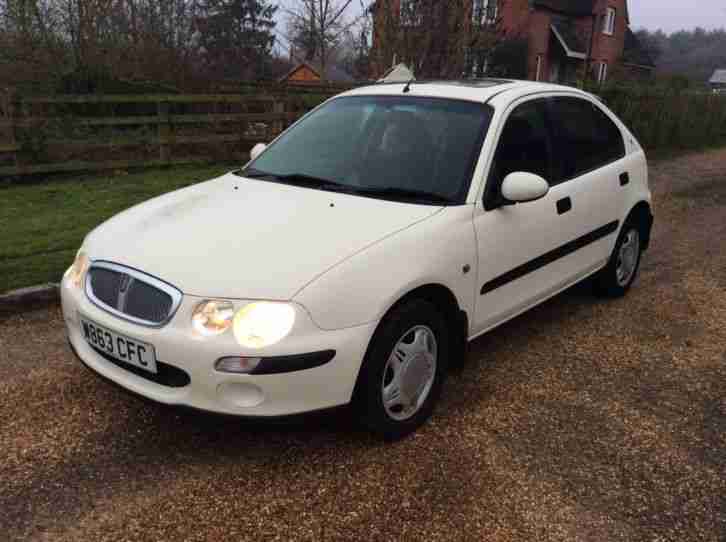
xmin=594 ymin=221 xmax=642 ymax=297
xmin=353 ymin=299 xmax=449 ymax=440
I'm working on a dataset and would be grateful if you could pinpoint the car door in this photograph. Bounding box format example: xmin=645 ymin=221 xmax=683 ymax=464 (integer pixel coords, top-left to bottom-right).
xmin=474 ymin=93 xmax=617 ymax=333
xmin=472 ymin=97 xmax=589 ymax=334
xmin=544 ymin=96 xmax=629 ymax=269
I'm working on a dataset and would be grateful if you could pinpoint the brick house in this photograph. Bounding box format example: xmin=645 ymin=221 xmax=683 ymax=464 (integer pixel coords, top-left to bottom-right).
xmin=370 ymin=0 xmax=654 ymax=84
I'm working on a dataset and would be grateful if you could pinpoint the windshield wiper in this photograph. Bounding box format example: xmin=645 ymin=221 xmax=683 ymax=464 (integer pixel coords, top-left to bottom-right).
xmin=353 ymin=186 xmax=453 ymax=205
xmin=239 ymin=169 xmax=349 ymax=191
xmin=276 ymin=173 xmax=349 ymax=190
xmin=237 ymin=167 xmax=274 ymax=179
xmin=238 ymin=170 xmax=452 ymax=204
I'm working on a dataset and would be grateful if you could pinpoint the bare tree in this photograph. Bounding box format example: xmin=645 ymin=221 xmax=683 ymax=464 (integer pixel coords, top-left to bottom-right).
xmin=0 ymin=0 xmax=283 ymax=91
xmin=284 ymin=0 xmax=359 ymax=77
xmin=370 ymin=0 xmax=508 ymax=79
xmin=0 ymin=0 xmax=67 ymax=90
xmin=337 ymin=0 xmax=371 ymax=79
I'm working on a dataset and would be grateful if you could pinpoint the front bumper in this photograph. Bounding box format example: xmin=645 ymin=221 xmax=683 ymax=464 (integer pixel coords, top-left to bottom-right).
xmin=61 ymin=274 xmax=376 ymax=417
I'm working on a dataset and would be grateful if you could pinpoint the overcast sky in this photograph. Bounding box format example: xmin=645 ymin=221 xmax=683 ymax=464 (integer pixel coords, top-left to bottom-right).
xmin=629 ymin=0 xmax=726 ymax=33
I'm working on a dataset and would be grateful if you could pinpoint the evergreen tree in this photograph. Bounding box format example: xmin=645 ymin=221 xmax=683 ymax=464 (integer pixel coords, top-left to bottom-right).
xmin=197 ymin=0 xmax=277 ymax=80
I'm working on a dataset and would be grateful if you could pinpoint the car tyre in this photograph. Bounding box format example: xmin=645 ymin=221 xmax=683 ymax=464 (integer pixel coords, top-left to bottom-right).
xmin=594 ymin=219 xmax=643 ymax=298
xmin=353 ymin=299 xmax=450 ymax=440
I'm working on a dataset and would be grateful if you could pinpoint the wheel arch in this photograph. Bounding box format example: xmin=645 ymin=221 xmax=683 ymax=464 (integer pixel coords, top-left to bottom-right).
xmin=357 ymin=283 xmax=469 ymax=385
xmin=625 ymin=201 xmax=654 ymax=250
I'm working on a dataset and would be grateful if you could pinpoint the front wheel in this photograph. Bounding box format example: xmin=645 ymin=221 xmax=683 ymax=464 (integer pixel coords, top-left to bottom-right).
xmin=353 ymin=299 xmax=450 ymax=440
xmin=594 ymin=222 xmax=642 ymax=298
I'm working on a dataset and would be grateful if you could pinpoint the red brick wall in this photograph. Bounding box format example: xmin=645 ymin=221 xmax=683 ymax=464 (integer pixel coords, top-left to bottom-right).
xmin=370 ymin=0 xmax=630 ymax=81
xmin=501 ymin=0 xmax=531 ymax=33
xmin=590 ymin=0 xmax=628 ymax=77
xmin=527 ymin=10 xmax=554 ymax=81
xmin=499 ymin=0 xmax=546 ymax=81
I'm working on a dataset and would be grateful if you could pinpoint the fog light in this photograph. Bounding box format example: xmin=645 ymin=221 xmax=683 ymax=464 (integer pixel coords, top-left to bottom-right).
xmin=215 ymin=356 xmax=262 ymax=374
xmin=217 ymin=382 xmax=265 ymax=408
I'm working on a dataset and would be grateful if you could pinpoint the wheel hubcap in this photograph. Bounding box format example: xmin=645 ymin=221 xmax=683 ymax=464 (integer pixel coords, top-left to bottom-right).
xmin=381 ymin=325 xmax=438 ymax=421
xmin=616 ymin=229 xmax=640 ymax=287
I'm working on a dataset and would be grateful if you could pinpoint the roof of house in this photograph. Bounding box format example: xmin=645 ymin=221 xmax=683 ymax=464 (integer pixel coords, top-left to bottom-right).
xmin=370 ymin=0 xmax=631 ymax=21
xmin=532 ymin=0 xmax=596 ymax=16
xmin=709 ymin=69 xmax=726 ymax=84
xmin=533 ymin=0 xmax=629 ymax=22
xmin=551 ymin=19 xmax=588 ymax=58
xmin=622 ymin=28 xmax=656 ymax=68
xmin=278 ymin=60 xmax=354 ymax=83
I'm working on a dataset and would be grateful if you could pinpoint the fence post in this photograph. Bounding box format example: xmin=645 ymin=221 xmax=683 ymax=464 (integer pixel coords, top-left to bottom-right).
xmin=157 ymin=100 xmax=170 ymax=164
xmin=272 ymin=99 xmax=284 ymax=137
xmin=4 ymin=90 xmax=21 ymax=175
xmin=239 ymin=98 xmax=249 ymax=160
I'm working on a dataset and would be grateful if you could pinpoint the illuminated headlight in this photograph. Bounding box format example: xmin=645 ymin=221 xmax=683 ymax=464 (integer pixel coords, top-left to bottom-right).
xmin=233 ymin=302 xmax=295 ymax=349
xmin=65 ymin=250 xmax=89 ymax=288
xmin=192 ymin=300 xmax=235 ymax=336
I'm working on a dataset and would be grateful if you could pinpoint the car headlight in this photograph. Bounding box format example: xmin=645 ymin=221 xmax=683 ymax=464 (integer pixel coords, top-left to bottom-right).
xmin=66 ymin=250 xmax=89 ymax=288
xmin=233 ymin=302 xmax=295 ymax=349
xmin=192 ymin=300 xmax=235 ymax=336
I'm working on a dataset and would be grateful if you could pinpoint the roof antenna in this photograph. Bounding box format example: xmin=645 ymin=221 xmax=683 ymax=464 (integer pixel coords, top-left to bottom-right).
xmin=402 ymin=77 xmax=414 ymax=93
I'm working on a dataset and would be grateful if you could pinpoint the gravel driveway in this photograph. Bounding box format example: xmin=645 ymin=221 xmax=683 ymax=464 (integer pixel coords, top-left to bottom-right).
xmin=2 ymin=148 xmax=725 ymax=542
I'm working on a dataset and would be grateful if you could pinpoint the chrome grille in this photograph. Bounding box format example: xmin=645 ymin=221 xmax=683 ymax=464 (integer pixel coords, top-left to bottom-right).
xmin=85 ymin=262 xmax=182 ymax=327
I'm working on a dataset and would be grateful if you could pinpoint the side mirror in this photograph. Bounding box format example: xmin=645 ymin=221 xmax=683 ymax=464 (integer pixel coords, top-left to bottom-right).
xmin=250 ymin=143 xmax=267 ymax=161
xmin=500 ymin=172 xmax=550 ymax=204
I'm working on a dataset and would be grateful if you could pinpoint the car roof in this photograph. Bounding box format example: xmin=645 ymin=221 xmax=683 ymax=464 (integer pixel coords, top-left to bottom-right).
xmin=340 ymin=79 xmax=592 ymax=106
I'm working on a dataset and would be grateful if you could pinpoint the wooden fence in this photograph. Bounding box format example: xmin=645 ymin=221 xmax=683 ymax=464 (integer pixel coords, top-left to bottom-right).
xmin=0 ymin=91 xmax=336 ymax=178
xmin=5 ymin=84 xmax=723 ymax=179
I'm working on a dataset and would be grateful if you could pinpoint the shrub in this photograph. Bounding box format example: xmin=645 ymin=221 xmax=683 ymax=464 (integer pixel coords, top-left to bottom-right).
xmin=586 ymin=81 xmax=726 ymax=151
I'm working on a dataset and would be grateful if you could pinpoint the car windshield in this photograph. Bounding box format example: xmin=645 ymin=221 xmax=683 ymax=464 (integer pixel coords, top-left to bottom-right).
xmin=240 ymin=95 xmax=493 ymax=204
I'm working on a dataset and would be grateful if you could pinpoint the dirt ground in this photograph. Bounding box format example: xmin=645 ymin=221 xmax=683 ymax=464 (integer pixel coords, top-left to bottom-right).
xmin=1 ymin=148 xmax=725 ymax=542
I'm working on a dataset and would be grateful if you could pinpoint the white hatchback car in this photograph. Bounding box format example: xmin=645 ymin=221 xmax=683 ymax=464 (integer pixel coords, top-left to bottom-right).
xmin=62 ymin=80 xmax=653 ymax=438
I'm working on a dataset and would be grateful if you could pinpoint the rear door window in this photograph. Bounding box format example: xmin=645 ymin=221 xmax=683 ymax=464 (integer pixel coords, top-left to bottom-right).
xmin=546 ymin=97 xmax=625 ymax=183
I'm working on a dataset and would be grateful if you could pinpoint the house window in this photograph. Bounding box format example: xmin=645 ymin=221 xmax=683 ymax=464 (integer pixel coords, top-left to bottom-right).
xmin=472 ymin=0 xmax=498 ymax=25
xmin=464 ymin=47 xmax=489 ymax=77
xmin=603 ymin=7 xmax=616 ymax=35
xmin=400 ymin=0 xmax=421 ymax=26
xmin=598 ymin=61 xmax=608 ymax=83
xmin=535 ymin=55 xmax=543 ymax=81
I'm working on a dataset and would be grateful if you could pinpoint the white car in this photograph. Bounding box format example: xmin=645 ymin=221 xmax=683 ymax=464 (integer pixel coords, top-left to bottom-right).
xmin=62 ymin=80 xmax=653 ymax=438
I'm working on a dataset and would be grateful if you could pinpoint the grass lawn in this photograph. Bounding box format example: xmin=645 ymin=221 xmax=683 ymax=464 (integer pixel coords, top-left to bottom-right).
xmin=0 ymin=164 xmax=233 ymax=293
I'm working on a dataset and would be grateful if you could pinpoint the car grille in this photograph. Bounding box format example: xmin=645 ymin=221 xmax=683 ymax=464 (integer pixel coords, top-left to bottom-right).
xmin=86 ymin=263 xmax=181 ymax=326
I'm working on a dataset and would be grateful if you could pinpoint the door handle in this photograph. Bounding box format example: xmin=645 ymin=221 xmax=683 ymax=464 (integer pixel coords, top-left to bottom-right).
xmin=620 ymin=172 xmax=630 ymax=186
xmin=556 ymin=197 xmax=572 ymax=215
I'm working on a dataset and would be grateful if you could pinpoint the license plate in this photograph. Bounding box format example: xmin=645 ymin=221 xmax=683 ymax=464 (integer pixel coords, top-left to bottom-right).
xmin=80 ymin=317 xmax=158 ymax=374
